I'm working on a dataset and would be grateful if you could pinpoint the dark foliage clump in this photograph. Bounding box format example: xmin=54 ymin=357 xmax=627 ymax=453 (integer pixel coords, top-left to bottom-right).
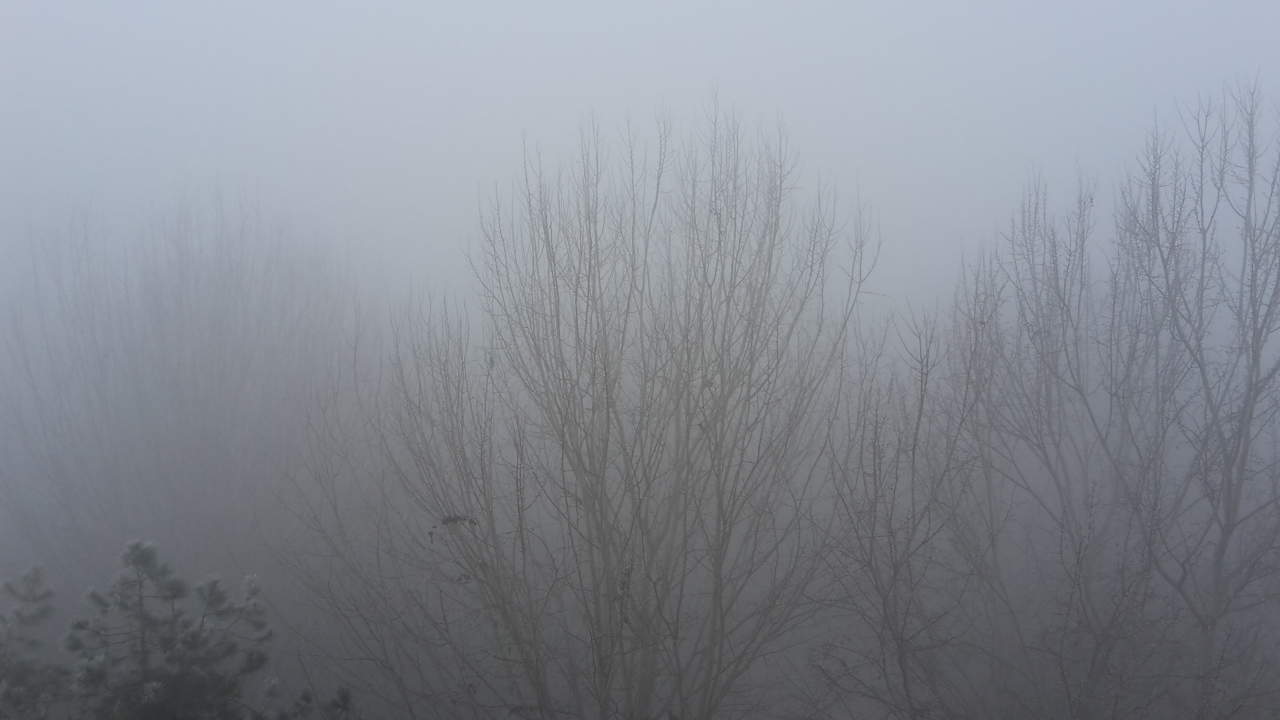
xmin=1 ymin=543 xmax=364 ymax=720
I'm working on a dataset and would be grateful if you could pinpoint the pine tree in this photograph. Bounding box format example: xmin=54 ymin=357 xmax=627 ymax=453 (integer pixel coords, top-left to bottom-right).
xmin=63 ymin=542 xmax=272 ymax=720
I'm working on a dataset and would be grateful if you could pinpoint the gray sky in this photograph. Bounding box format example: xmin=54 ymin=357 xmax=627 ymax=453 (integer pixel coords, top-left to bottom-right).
xmin=3 ymin=0 xmax=1278 ymax=302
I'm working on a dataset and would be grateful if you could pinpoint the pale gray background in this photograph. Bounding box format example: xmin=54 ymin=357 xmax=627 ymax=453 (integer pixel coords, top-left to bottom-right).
xmin=3 ymin=0 xmax=1278 ymax=301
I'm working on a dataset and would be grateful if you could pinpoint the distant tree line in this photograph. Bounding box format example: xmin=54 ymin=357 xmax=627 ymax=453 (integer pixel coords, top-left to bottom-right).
xmin=3 ymin=81 xmax=1279 ymax=719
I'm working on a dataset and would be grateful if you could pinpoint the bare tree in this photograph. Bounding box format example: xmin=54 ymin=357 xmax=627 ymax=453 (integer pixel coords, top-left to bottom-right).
xmin=291 ymin=111 xmax=872 ymax=719
xmin=1107 ymin=82 xmax=1280 ymax=718
xmin=808 ymin=82 xmax=1280 ymax=720
xmin=963 ymin=179 xmax=1175 ymax=720
xmin=808 ymin=303 xmax=984 ymax=720
xmin=936 ymin=82 xmax=1280 ymax=720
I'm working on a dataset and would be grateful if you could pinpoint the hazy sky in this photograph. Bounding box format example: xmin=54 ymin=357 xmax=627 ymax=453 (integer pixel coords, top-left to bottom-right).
xmin=3 ymin=1 xmax=1278 ymax=302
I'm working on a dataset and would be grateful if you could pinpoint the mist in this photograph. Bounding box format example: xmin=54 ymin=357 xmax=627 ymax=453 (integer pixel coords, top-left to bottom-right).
xmin=2 ymin=2 xmax=1280 ymax=719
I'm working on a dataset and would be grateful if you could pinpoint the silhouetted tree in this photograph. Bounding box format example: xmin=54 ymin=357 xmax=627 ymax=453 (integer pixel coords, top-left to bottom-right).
xmin=291 ymin=110 xmax=874 ymax=719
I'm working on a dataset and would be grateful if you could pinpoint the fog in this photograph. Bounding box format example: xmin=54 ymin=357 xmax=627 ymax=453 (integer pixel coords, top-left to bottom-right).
xmin=8 ymin=2 xmax=1277 ymax=299
xmin=2 ymin=2 xmax=1280 ymax=719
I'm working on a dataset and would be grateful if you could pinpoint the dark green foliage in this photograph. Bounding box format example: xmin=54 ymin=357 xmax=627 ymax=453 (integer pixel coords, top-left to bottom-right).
xmin=1 ymin=543 xmax=365 ymax=720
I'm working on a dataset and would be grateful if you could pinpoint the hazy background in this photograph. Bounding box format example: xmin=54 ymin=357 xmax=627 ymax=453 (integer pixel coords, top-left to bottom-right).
xmin=5 ymin=0 xmax=1278 ymax=304
xmin=3 ymin=3 xmax=1280 ymax=717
